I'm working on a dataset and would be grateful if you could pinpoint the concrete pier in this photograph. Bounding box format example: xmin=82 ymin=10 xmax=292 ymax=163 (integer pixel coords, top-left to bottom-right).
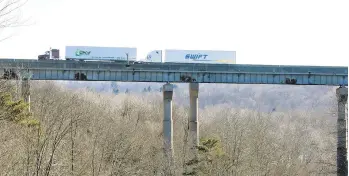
xmin=163 ymin=83 xmax=174 ymax=169
xmin=21 ymin=78 xmax=30 ymax=112
xmin=189 ymin=83 xmax=199 ymax=156
xmin=336 ymin=87 xmax=348 ymax=176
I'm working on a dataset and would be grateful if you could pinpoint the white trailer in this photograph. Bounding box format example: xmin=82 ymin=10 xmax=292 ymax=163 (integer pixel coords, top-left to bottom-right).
xmin=65 ymin=46 xmax=137 ymax=61
xmin=143 ymin=49 xmax=236 ymax=64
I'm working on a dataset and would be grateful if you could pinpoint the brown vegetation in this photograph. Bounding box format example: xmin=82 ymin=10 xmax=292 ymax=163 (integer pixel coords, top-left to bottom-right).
xmin=0 ymin=79 xmax=339 ymax=175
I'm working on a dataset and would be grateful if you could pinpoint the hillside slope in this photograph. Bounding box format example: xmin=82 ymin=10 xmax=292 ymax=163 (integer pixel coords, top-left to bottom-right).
xmin=60 ymin=81 xmax=338 ymax=112
xmin=0 ymin=80 xmax=338 ymax=175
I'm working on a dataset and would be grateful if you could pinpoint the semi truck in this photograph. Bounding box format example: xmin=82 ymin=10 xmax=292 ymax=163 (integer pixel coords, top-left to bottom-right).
xmin=144 ymin=49 xmax=236 ymax=64
xmin=65 ymin=46 xmax=137 ymax=61
xmin=37 ymin=48 xmax=60 ymax=60
xmin=37 ymin=46 xmax=237 ymax=65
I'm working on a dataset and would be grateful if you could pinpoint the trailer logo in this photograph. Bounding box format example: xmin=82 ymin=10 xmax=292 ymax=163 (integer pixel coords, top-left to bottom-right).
xmin=185 ymin=54 xmax=208 ymax=60
xmin=75 ymin=49 xmax=91 ymax=56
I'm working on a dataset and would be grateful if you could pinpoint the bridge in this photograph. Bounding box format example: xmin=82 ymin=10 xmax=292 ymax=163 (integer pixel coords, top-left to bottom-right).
xmin=0 ymin=58 xmax=348 ymax=175
xmin=0 ymin=59 xmax=347 ymax=85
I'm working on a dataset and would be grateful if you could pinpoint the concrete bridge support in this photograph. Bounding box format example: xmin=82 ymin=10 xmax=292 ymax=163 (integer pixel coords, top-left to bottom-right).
xmin=336 ymin=87 xmax=348 ymax=176
xmin=163 ymin=83 xmax=174 ymax=172
xmin=189 ymin=83 xmax=199 ymax=157
xmin=21 ymin=78 xmax=30 ymax=112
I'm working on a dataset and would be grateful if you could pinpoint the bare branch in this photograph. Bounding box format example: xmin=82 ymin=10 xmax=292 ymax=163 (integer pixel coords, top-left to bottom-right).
xmin=0 ymin=0 xmax=31 ymax=41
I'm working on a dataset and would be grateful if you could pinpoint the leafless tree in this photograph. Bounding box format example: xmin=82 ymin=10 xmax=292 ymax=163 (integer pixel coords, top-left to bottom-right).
xmin=0 ymin=0 xmax=30 ymax=42
xmin=0 ymin=80 xmax=340 ymax=175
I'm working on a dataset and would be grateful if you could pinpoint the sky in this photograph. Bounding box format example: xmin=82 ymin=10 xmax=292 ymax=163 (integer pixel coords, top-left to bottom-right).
xmin=0 ymin=0 xmax=348 ymax=66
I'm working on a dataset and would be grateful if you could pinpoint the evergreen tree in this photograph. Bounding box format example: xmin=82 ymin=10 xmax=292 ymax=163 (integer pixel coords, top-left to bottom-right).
xmin=0 ymin=92 xmax=39 ymax=127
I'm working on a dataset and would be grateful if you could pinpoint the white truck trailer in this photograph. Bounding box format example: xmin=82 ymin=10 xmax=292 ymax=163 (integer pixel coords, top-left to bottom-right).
xmin=65 ymin=46 xmax=137 ymax=61
xmin=144 ymin=49 xmax=236 ymax=64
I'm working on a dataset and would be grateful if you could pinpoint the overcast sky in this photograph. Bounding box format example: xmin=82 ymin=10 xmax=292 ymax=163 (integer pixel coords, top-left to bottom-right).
xmin=0 ymin=0 xmax=348 ymax=66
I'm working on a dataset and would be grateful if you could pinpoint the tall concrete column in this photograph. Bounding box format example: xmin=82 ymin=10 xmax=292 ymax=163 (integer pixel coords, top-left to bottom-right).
xmin=336 ymin=87 xmax=348 ymax=176
xmin=21 ymin=78 xmax=31 ymax=112
xmin=163 ymin=83 xmax=174 ymax=167
xmin=189 ymin=83 xmax=199 ymax=156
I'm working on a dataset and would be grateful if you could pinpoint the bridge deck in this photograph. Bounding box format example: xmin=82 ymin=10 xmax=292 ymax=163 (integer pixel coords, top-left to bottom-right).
xmin=0 ymin=59 xmax=347 ymax=86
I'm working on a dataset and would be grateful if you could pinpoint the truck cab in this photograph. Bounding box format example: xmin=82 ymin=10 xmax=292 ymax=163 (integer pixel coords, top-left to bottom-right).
xmin=38 ymin=49 xmax=60 ymax=60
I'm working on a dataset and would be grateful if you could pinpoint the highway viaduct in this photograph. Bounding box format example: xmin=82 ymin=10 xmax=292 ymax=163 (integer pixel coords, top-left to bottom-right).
xmin=0 ymin=59 xmax=348 ymax=175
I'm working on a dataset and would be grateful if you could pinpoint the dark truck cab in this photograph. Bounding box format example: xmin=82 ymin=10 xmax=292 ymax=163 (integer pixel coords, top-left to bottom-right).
xmin=38 ymin=49 xmax=60 ymax=60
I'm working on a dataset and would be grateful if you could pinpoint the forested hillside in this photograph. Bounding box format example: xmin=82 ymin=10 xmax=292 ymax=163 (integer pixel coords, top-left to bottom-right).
xmin=0 ymin=79 xmax=339 ymax=175
xmin=62 ymin=81 xmax=337 ymax=112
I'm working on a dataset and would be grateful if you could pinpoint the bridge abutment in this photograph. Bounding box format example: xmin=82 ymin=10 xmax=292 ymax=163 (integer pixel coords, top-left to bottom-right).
xmin=336 ymin=86 xmax=348 ymax=176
